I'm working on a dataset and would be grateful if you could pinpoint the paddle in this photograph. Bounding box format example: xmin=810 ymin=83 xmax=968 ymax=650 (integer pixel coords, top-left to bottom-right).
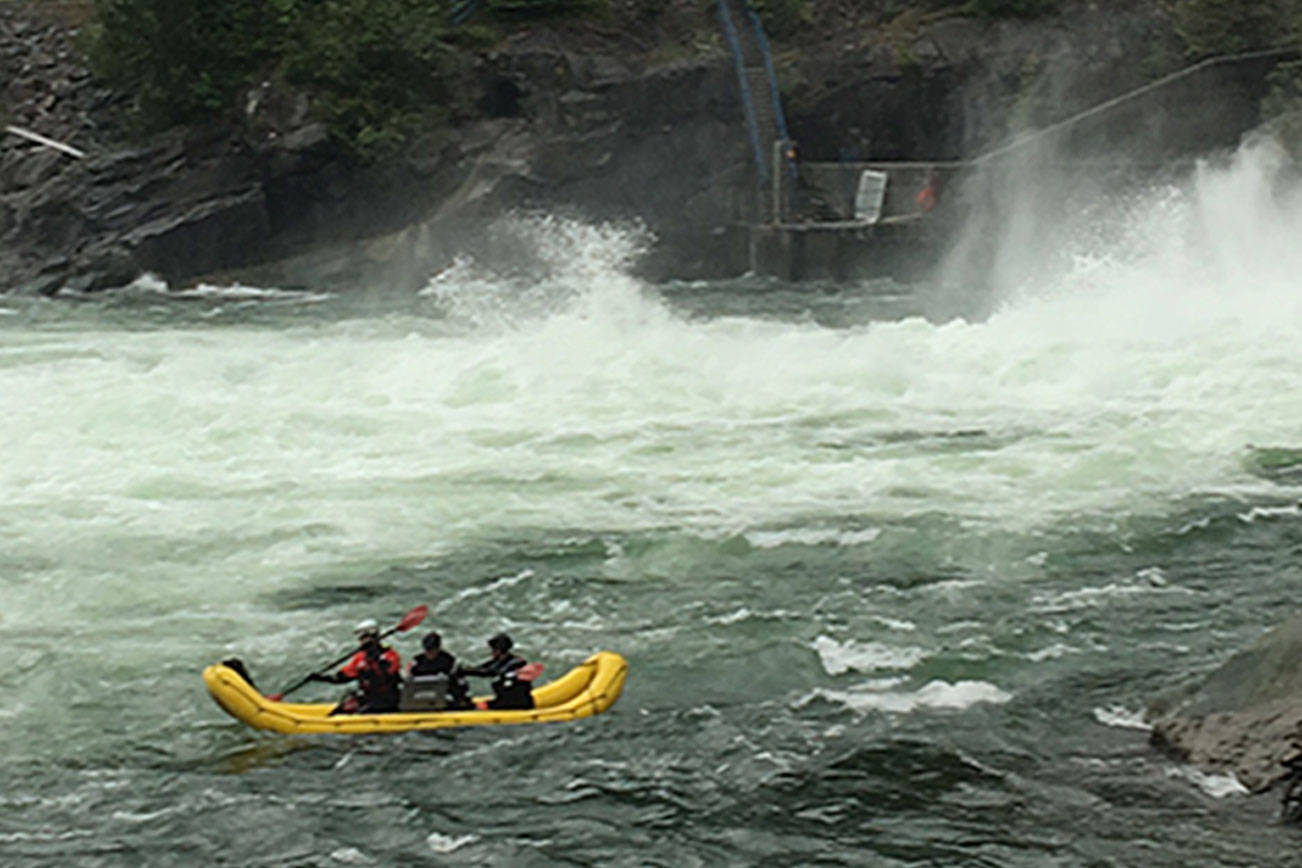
xmin=266 ymin=604 xmax=429 ymax=701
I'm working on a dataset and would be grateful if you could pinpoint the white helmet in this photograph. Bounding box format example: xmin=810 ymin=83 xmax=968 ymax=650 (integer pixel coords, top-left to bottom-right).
xmin=353 ymin=618 xmax=379 ymax=640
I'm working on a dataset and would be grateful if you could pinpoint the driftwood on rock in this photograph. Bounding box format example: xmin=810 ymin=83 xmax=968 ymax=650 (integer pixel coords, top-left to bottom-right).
xmin=1148 ymin=612 xmax=1302 ymax=792
xmin=3 ymin=124 xmax=86 ymax=159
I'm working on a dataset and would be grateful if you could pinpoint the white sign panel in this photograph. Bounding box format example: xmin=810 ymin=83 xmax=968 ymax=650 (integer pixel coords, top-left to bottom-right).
xmin=854 ymin=170 xmax=888 ymax=223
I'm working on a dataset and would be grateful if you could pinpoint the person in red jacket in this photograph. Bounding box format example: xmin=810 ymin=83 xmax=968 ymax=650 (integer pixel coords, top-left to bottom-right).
xmin=310 ymin=618 xmax=402 ymax=713
xmin=916 ymin=168 xmax=943 ymax=213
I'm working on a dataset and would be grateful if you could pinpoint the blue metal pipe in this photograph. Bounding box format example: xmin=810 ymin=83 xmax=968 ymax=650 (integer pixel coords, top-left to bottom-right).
xmin=716 ymin=0 xmax=769 ymax=185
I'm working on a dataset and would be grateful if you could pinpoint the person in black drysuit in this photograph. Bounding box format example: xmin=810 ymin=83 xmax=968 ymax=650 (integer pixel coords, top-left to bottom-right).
xmin=458 ymin=632 xmax=535 ymax=710
xmin=408 ymin=631 xmax=472 ymax=710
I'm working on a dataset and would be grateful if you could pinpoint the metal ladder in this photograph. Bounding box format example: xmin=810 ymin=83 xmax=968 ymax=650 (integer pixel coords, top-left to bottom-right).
xmin=717 ymin=0 xmax=791 ymax=217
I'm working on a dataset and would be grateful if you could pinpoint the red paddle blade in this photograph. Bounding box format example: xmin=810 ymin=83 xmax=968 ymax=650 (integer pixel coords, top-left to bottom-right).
xmin=397 ymin=604 xmax=429 ymax=632
xmin=518 ymin=662 xmax=544 ymax=682
xmin=267 ymin=693 xmax=284 ymax=702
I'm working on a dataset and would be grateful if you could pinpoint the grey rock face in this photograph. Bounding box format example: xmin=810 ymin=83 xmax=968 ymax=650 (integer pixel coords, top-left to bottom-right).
xmin=0 ymin=2 xmax=1286 ymax=294
xmin=1149 ymin=613 xmax=1302 ymax=792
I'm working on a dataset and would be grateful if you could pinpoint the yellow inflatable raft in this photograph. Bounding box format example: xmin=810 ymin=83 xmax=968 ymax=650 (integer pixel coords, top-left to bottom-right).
xmin=203 ymin=651 xmax=628 ymax=735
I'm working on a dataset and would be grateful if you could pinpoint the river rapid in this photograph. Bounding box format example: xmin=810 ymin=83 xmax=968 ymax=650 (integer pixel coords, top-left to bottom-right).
xmin=3 ymin=138 xmax=1302 ymax=866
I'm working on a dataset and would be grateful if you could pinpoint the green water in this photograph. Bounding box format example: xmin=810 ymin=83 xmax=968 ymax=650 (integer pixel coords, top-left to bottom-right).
xmin=3 ymin=145 xmax=1302 ymax=865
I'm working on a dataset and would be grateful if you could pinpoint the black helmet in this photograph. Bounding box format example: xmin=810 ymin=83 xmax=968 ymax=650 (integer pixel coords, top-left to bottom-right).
xmin=488 ymin=632 xmax=513 ymax=653
xmin=421 ymin=631 xmax=441 ymax=652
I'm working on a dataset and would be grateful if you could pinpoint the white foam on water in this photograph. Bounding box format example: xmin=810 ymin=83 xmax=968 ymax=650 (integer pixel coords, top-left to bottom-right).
xmin=1092 ymin=705 xmax=1152 ymax=731
xmin=1024 ymin=642 xmax=1080 ymax=662
xmin=707 ymin=607 xmax=755 ymax=625
xmin=329 ymin=847 xmax=375 ymax=864
xmin=744 ymin=527 xmax=881 ymax=548
xmin=1030 ymin=582 xmax=1198 ymax=613
xmin=918 ymin=580 xmax=988 ymax=596
xmin=7 ymin=143 xmax=1300 ymax=608
xmin=432 ymin=570 xmax=535 ymax=615
xmin=1165 ymin=765 xmax=1248 ymax=798
xmin=1238 ymin=503 xmax=1302 ymax=522
xmin=706 ymin=606 xmax=801 ymax=626
xmin=937 ymin=620 xmax=987 ymax=634
xmin=0 ymin=829 xmax=94 ymax=843
xmin=419 ymin=214 xmax=658 ymax=334
xmin=1135 ymin=566 xmax=1168 ymax=587
xmin=177 ymin=283 xmax=332 ymax=304
xmin=4 ymin=140 xmax=1302 ymax=750
xmin=806 ymin=680 xmax=1012 ymax=714
xmin=871 ymin=616 xmax=917 ymax=632
xmin=812 ymin=635 xmax=928 ymax=675
xmin=112 ymin=807 xmax=181 ymax=824
xmin=426 ymin=832 xmax=480 ymax=854
xmin=130 ymin=273 xmax=170 ymax=293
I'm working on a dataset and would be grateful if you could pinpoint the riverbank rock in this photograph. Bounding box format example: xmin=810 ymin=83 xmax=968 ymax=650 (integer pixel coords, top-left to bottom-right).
xmin=1148 ymin=613 xmax=1302 ymax=792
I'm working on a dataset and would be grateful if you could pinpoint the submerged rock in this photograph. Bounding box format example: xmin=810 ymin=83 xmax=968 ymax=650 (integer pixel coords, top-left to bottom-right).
xmin=1148 ymin=613 xmax=1302 ymax=792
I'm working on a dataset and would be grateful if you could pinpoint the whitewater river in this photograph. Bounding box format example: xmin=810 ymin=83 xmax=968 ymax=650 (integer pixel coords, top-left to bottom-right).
xmin=3 ymin=140 xmax=1302 ymax=865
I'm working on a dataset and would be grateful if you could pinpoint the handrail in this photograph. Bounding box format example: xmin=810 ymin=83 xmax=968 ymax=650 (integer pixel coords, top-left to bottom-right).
xmin=974 ymin=46 xmax=1301 ymax=163
xmin=716 ymin=0 xmax=768 ymax=184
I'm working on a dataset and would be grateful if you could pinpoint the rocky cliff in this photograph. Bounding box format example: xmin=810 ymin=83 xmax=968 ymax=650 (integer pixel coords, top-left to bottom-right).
xmin=0 ymin=1 xmax=1283 ymax=293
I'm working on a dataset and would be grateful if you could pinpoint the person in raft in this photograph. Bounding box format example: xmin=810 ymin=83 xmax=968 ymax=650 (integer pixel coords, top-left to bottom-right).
xmin=408 ymin=631 xmax=472 ymax=709
xmin=458 ymin=632 xmax=536 ymax=710
xmin=310 ymin=618 xmax=402 ymax=714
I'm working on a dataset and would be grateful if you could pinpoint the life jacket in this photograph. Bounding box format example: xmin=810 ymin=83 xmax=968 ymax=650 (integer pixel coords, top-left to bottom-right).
xmin=487 ymin=655 xmax=534 ymax=710
xmin=409 ymin=649 xmax=471 ymax=708
xmin=341 ymin=646 xmax=401 ymax=704
xmin=463 ymin=653 xmax=538 ymax=710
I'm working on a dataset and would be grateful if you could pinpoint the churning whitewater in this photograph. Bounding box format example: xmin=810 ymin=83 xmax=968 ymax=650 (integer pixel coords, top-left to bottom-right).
xmin=2 ymin=139 xmax=1302 ymax=864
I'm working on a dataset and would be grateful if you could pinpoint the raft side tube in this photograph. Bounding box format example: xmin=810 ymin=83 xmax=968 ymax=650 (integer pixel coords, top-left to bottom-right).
xmin=203 ymin=651 xmax=628 ymax=735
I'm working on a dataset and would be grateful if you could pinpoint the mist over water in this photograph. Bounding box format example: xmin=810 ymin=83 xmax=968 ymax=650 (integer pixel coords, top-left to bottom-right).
xmin=3 ymin=139 xmax=1302 ymax=864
